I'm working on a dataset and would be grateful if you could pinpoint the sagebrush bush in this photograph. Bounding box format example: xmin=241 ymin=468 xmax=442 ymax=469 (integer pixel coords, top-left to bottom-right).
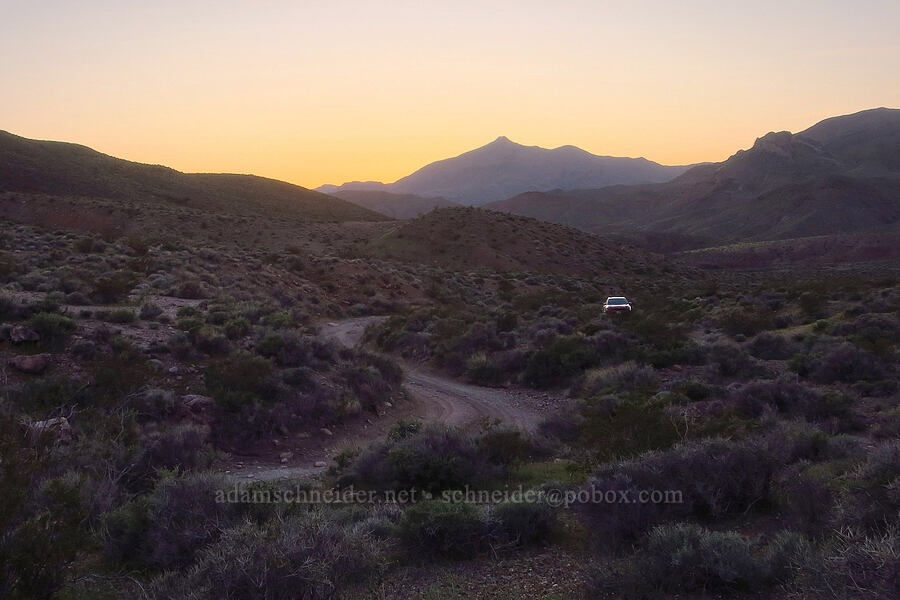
xmin=103 ymin=472 xmax=230 ymax=569
xmin=151 ymin=511 xmax=384 ymax=599
xmin=748 ymin=332 xmax=797 ymax=360
xmin=27 ymin=312 xmax=77 ymax=346
xmin=578 ymin=362 xmax=658 ymax=397
xmin=493 ymin=501 xmax=559 ymax=546
xmin=398 ymin=501 xmax=494 ymax=559
xmin=788 ymin=526 xmax=900 ymax=600
xmin=835 ymin=440 xmax=900 ymax=531
xmin=812 ymin=342 xmax=888 ymax=384
xmin=350 ymin=425 xmax=502 ymax=493
xmin=580 ymin=438 xmax=778 ymax=543
xmin=708 ymin=341 xmax=754 ymax=377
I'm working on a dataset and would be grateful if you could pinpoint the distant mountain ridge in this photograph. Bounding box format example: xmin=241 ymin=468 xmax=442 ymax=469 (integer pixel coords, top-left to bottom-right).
xmin=485 ymin=108 xmax=900 ymax=249
xmin=318 ymin=136 xmax=691 ymax=206
xmin=0 ymin=130 xmax=385 ymax=222
xmin=325 ymin=190 xmax=458 ymax=219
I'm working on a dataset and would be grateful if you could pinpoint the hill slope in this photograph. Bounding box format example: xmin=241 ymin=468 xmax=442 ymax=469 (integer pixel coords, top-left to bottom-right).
xmin=319 ymin=136 xmax=690 ymax=206
xmin=485 ymin=108 xmax=900 ymax=248
xmin=325 ymin=190 xmax=458 ymax=219
xmin=0 ymin=130 xmax=385 ymax=222
xmin=363 ymin=206 xmax=668 ymax=277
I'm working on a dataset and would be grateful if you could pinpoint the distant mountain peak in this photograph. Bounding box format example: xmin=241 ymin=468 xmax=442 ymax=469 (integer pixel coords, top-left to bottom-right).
xmin=318 ymin=136 xmax=691 ymax=205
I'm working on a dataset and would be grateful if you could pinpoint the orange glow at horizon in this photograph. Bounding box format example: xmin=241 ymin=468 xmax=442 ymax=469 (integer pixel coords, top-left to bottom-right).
xmin=2 ymin=1 xmax=898 ymax=189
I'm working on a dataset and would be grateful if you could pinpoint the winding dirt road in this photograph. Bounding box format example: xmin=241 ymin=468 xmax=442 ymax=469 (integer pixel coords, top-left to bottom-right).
xmin=228 ymin=316 xmax=552 ymax=481
xmin=321 ymin=317 xmax=544 ymax=432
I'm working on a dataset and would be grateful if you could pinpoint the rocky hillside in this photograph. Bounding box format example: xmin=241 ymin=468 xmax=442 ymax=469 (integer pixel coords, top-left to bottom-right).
xmin=485 ymin=108 xmax=900 ymax=249
xmin=0 ymin=130 xmax=385 ymax=222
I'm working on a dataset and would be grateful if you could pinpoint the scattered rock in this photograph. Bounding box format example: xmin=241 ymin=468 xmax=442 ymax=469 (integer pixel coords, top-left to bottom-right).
xmin=314 ymin=461 xmax=327 ymax=468
xmin=10 ymin=353 xmax=51 ymax=374
xmin=10 ymin=326 xmax=40 ymax=343
xmin=168 ymin=366 xmax=179 ymax=374
xmin=279 ymin=451 xmax=294 ymax=460
xmin=295 ymin=432 xmax=310 ymax=439
xmin=320 ymin=428 xmax=333 ymax=436
xmin=384 ymin=401 xmax=393 ymax=408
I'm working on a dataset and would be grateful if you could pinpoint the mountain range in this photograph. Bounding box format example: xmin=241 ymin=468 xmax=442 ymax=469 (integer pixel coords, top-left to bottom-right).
xmin=318 ymin=136 xmax=691 ymax=206
xmin=485 ymin=108 xmax=900 ymax=249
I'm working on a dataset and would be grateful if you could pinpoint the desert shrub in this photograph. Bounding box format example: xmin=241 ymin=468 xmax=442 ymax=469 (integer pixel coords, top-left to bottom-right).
xmin=619 ymin=523 xmax=766 ymax=594
xmin=787 ymin=526 xmax=900 ymax=600
xmin=167 ymin=331 xmax=194 ymax=361
xmin=581 ymin=438 xmax=778 ymax=543
xmin=465 ymin=352 xmax=506 ymax=385
xmin=350 ymin=425 xmax=501 ymax=493
xmin=103 ymin=472 xmax=231 ymax=569
xmin=192 ymin=326 xmax=230 ymax=355
xmin=175 ymin=316 xmax=204 ymax=333
xmin=717 ymin=308 xmax=774 ymax=337
xmin=537 ymin=409 xmax=584 ymax=443
xmin=27 ymin=312 xmax=77 ymax=346
xmin=748 ymin=332 xmax=797 ymax=360
xmin=89 ymin=337 xmax=150 ymax=401
xmin=477 ymin=427 xmax=535 ymax=466
xmin=524 ymin=335 xmax=597 ymax=388
xmin=708 ymin=341 xmax=754 ymax=377
xmin=104 ymin=308 xmax=136 ymax=323
xmin=282 ymin=366 xmax=316 ymax=391
xmin=577 ymin=362 xmax=658 ymax=397
xmin=578 ymin=394 xmax=679 ymax=460
xmin=63 ymin=291 xmax=91 ymax=305
xmin=223 ymin=317 xmax=250 ymax=340
xmin=91 ymin=270 xmax=137 ymax=303
xmin=398 ymin=501 xmax=494 ymax=560
xmin=671 ymin=379 xmax=719 ymax=402
xmin=126 ymin=425 xmax=216 ymax=491
xmin=1 ymin=469 xmax=89 ymax=600
xmin=139 ymin=302 xmax=163 ymax=320
xmin=388 ymin=419 xmax=423 ymax=441
xmin=131 ymin=388 xmax=177 ymax=420
xmin=774 ymin=461 xmax=836 ymax=530
xmin=639 ymin=340 xmax=707 ymax=368
xmin=493 ymin=501 xmax=559 ymax=546
xmin=205 ymin=351 xmax=275 ymax=410
xmin=811 ymin=342 xmax=888 ymax=384
xmin=731 ymin=379 xmax=819 ymax=418
xmin=175 ymin=279 xmax=206 ymax=299
xmin=0 ymin=251 xmax=18 ymax=280
xmin=16 ymin=375 xmax=88 ymax=414
xmin=798 ymin=291 xmax=826 ymax=318
xmin=151 ymin=511 xmax=384 ymax=600
xmin=339 ymin=363 xmax=398 ymax=413
xmin=835 ymin=440 xmax=900 ymax=531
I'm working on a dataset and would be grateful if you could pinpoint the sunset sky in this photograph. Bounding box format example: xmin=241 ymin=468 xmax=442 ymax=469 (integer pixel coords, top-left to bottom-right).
xmin=3 ymin=0 xmax=899 ymax=189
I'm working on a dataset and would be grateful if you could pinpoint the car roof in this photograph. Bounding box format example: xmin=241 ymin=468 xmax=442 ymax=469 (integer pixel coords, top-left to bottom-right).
xmin=606 ymin=296 xmax=628 ymax=301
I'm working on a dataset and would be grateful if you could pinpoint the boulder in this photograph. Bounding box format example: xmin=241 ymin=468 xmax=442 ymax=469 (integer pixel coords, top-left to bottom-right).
xmin=10 ymin=353 xmax=51 ymax=374
xmin=27 ymin=417 xmax=74 ymax=444
xmin=10 ymin=326 xmax=40 ymax=343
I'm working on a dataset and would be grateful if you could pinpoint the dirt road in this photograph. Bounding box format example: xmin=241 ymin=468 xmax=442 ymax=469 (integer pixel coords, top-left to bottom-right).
xmin=320 ymin=317 xmax=545 ymax=431
xmin=229 ymin=317 xmax=552 ymax=481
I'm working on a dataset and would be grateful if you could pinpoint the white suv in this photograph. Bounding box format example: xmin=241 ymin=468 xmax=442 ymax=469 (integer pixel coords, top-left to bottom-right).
xmin=603 ymin=296 xmax=632 ymax=314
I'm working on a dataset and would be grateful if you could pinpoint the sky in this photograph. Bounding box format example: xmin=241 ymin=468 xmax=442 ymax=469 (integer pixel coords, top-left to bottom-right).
xmin=2 ymin=0 xmax=899 ymax=189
